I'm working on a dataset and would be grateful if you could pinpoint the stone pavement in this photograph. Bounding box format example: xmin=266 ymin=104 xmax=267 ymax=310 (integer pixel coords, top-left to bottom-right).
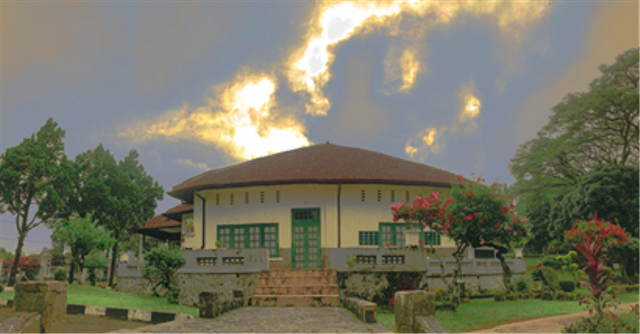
xmin=110 ymin=307 xmax=393 ymax=333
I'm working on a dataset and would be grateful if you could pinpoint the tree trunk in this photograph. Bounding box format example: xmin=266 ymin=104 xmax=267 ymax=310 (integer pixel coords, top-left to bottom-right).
xmin=68 ymin=250 xmax=76 ymax=284
xmin=451 ymin=243 xmax=467 ymax=311
xmin=495 ymin=246 xmax=512 ymax=293
xmin=7 ymin=234 xmax=26 ymax=287
xmin=428 ymin=246 xmax=449 ymax=288
xmin=108 ymin=242 xmax=118 ymax=287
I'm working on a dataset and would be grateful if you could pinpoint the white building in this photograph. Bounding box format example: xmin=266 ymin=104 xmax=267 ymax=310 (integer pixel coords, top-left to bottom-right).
xmin=164 ymin=143 xmax=469 ymax=269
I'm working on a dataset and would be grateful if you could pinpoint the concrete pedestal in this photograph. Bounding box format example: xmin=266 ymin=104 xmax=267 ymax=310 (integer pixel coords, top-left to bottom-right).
xmin=14 ymin=281 xmax=67 ymax=333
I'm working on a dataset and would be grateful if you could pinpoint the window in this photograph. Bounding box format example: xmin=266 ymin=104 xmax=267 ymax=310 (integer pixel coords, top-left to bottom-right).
xmin=379 ymin=223 xmax=406 ymax=247
xmin=423 ymin=231 xmax=441 ymax=246
xmin=391 ymin=190 xmax=395 ymax=202
xmin=361 ymin=190 xmax=366 ymax=202
xmin=260 ymin=191 xmax=264 ymax=203
xmin=217 ymin=224 xmax=279 ymax=257
xmin=245 ymin=192 xmax=249 ymax=204
xmin=216 ymin=194 xmax=219 ymax=206
xmin=358 ymin=231 xmax=379 ymax=246
xmin=377 ymin=190 xmax=381 ymax=202
xmin=230 ymin=193 xmax=234 ymax=205
xmin=276 ymin=190 xmax=280 ymax=203
xmin=475 ymin=249 xmax=495 ymax=259
xmin=405 ymin=191 xmax=410 ymax=201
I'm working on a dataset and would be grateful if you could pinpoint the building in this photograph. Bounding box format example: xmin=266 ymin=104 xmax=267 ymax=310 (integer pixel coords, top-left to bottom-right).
xmin=167 ymin=142 xmax=462 ymax=269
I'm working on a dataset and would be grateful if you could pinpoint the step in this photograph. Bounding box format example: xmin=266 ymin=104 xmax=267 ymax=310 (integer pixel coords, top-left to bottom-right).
xmin=255 ymin=285 xmax=339 ymax=296
xmin=258 ymin=276 xmax=336 ymax=286
xmin=251 ymin=295 xmax=340 ymax=307
xmin=261 ymin=269 xmax=337 ymax=279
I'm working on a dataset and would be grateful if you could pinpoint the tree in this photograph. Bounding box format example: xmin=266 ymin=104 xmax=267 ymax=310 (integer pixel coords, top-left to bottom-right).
xmin=0 ymin=118 xmax=73 ymax=286
xmin=551 ymin=164 xmax=639 ymax=239
xmin=49 ymin=236 xmax=67 ymax=267
xmin=141 ymin=244 xmax=185 ymax=303
xmin=509 ymin=48 xmax=639 ymax=250
xmin=51 ymin=214 xmax=115 ymax=284
xmin=74 ymin=146 xmax=164 ymax=287
xmin=446 ymin=175 xmax=529 ymax=296
xmin=84 ymin=251 xmax=109 ymax=286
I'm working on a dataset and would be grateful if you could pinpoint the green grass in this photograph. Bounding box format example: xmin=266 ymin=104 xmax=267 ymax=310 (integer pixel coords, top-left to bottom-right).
xmin=0 ymin=284 xmax=198 ymax=317
xmin=376 ymin=293 xmax=640 ymax=333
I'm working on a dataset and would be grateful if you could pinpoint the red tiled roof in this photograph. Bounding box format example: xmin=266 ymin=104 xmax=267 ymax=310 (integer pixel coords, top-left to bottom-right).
xmin=168 ymin=143 xmax=461 ymax=202
xmin=138 ymin=215 xmax=181 ymax=230
xmin=164 ymin=204 xmax=193 ymax=215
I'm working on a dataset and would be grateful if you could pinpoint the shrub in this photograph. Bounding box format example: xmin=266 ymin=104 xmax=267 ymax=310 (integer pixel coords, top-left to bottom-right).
xmin=53 ymin=269 xmax=67 ymax=281
xmin=20 ymin=275 xmax=28 ymax=282
xmin=515 ymin=278 xmax=529 ymax=292
xmin=141 ymin=244 xmax=186 ymax=300
xmin=540 ymin=267 xmax=560 ymax=290
xmin=494 ymin=291 xmax=507 ymax=301
xmin=0 ymin=284 xmax=4 ymax=293
xmin=541 ymin=256 xmax=562 ymax=268
xmin=555 ymin=290 xmax=568 ymax=301
xmin=541 ymin=287 xmax=554 ymax=301
xmin=531 ymin=269 xmax=544 ymax=281
xmin=562 ymin=306 xmax=640 ymax=333
xmin=559 ymin=280 xmax=576 ymax=292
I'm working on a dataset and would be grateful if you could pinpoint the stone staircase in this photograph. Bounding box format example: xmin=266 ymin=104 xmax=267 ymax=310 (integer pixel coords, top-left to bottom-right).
xmin=251 ymin=269 xmax=340 ymax=307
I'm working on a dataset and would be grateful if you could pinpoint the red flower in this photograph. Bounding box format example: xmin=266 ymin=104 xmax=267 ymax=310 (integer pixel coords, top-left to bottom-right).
xmin=473 ymin=212 xmax=478 ymax=217
xmin=389 ymin=297 xmax=395 ymax=306
xmin=534 ymin=264 xmax=541 ymax=270
xmin=502 ymin=207 xmax=509 ymax=214
xmin=510 ymin=204 xmax=515 ymax=209
xmin=463 ymin=215 xmax=473 ymax=221
xmin=513 ymin=220 xmax=518 ymax=225
xmin=469 ymin=191 xmax=475 ymax=197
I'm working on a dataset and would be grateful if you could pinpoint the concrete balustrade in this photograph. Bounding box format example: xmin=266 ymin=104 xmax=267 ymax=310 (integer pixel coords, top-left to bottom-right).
xmin=329 ymin=248 xmax=526 ymax=275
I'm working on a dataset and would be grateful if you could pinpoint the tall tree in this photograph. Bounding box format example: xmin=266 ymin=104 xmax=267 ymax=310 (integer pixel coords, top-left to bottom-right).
xmin=509 ymin=48 xmax=639 ymax=251
xmin=50 ymin=214 xmax=115 ymax=284
xmin=75 ymin=146 xmax=164 ymax=287
xmin=0 ymin=118 xmax=73 ymax=286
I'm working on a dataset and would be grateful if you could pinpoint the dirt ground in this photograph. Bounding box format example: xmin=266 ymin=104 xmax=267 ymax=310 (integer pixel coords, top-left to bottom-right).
xmin=0 ymin=306 xmax=148 ymax=333
xmin=469 ymin=302 xmax=640 ymax=333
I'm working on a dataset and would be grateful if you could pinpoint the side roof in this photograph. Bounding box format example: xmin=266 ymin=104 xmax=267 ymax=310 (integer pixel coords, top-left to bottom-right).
xmin=168 ymin=143 xmax=460 ymax=203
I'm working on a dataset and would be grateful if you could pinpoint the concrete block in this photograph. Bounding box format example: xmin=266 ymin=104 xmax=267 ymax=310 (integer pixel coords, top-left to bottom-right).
xmin=0 ymin=312 xmax=41 ymax=333
xmin=394 ymin=290 xmax=436 ymax=333
xmin=14 ymin=281 xmax=67 ymax=333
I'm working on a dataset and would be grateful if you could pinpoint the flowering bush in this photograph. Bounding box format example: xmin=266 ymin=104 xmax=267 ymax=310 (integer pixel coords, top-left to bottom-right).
xmin=564 ymin=213 xmax=629 ymax=317
xmin=446 ymin=175 xmax=529 ymax=293
xmin=3 ymin=255 xmax=40 ymax=280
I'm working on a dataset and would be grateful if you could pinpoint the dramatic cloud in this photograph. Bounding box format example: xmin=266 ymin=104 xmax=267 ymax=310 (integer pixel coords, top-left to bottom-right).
xmin=117 ymin=0 xmax=554 ymax=162
xmin=406 ymin=79 xmax=482 ymax=161
xmin=118 ymin=74 xmax=311 ymax=161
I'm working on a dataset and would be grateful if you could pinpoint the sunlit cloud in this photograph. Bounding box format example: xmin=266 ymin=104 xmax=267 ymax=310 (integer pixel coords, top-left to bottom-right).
xmin=117 ymin=1 xmax=553 ymax=162
xmin=288 ymin=0 xmax=553 ymax=115
xmin=118 ymin=74 xmax=312 ymax=161
xmin=177 ymin=159 xmax=210 ymax=171
xmin=406 ymin=79 xmax=482 ymax=161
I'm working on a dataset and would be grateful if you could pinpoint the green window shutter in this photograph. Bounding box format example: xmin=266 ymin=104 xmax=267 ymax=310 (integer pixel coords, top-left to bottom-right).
xmin=217 ymin=223 xmax=279 ymax=257
xmin=359 ymin=231 xmax=379 ymax=246
xmin=379 ymin=223 xmax=407 ymax=247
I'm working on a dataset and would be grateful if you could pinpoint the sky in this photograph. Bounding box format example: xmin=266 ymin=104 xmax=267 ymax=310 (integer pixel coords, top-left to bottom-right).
xmin=1 ymin=0 xmax=638 ymax=255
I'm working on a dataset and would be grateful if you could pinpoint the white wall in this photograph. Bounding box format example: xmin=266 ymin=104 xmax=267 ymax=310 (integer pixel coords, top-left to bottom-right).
xmin=183 ymin=183 xmax=455 ymax=251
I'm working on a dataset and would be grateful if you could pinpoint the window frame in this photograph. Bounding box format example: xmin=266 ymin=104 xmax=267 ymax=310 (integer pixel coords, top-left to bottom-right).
xmin=379 ymin=223 xmax=441 ymax=247
xmin=358 ymin=231 xmax=379 ymax=246
xmin=216 ymin=223 xmax=279 ymax=257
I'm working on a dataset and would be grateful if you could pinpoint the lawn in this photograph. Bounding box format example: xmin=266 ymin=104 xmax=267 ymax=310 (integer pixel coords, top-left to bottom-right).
xmin=0 ymin=284 xmax=198 ymax=317
xmin=376 ymin=293 xmax=640 ymax=333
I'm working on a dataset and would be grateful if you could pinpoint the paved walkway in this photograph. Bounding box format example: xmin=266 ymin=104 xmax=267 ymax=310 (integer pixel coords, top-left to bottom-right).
xmin=470 ymin=302 xmax=639 ymax=333
xmin=110 ymin=307 xmax=392 ymax=333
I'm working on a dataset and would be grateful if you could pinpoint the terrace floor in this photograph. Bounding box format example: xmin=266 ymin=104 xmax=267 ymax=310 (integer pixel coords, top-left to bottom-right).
xmin=110 ymin=307 xmax=392 ymax=333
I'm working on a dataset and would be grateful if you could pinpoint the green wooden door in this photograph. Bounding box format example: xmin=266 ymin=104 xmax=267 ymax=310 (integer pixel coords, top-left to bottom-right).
xmin=291 ymin=208 xmax=321 ymax=269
